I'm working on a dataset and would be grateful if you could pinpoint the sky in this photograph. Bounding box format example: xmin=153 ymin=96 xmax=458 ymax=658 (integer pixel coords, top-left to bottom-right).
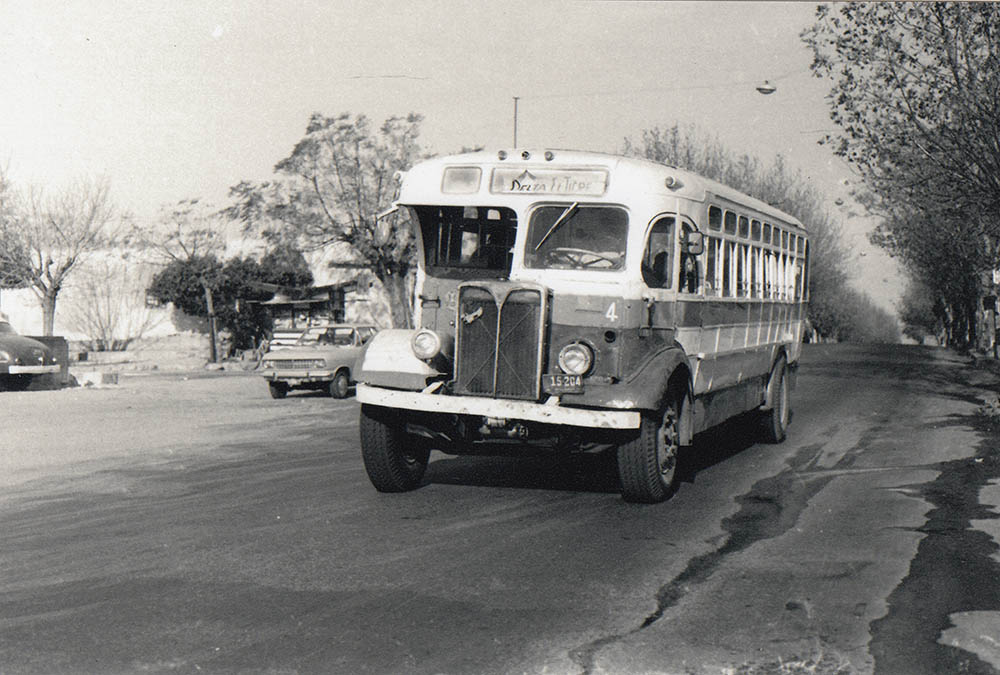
xmin=0 ymin=0 xmax=905 ymax=312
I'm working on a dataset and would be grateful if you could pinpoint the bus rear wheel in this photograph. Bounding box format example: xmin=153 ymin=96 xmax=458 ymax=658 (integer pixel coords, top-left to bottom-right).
xmin=359 ymin=404 xmax=430 ymax=492
xmin=617 ymin=397 xmax=681 ymax=503
xmin=760 ymin=358 xmax=790 ymax=443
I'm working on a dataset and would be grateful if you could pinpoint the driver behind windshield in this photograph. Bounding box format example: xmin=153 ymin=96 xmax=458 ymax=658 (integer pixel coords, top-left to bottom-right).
xmin=524 ymin=204 xmax=627 ymax=270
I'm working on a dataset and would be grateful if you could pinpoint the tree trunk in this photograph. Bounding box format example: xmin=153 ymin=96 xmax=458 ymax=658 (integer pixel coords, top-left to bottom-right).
xmin=968 ymin=298 xmax=978 ymax=349
xmin=381 ymin=273 xmax=412 ymax=328
xmin=202 ymin=282 xmax=218 ymax=363
xmin=42 ymin=290 xmax=58 ymax=336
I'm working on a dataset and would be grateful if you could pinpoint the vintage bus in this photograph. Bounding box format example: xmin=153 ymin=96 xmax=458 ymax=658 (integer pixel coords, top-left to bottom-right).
xmin=355 ymin=149 xmax=809 ymax=503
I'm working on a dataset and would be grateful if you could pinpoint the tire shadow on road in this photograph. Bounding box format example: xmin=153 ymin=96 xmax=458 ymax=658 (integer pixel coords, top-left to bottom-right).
xmin=424 ymin=452 xmax=622 ymax=495
xmin=676 ymin=413 xmax=763 ymax=486
xmin=420 ymin=414 xmax=763 ymax=497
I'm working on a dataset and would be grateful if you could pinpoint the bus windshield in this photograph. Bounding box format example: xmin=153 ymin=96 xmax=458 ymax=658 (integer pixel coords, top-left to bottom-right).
xmin=524 ymin=204 xmax=628 ymax=271
xmin=412 ymin=205 xmax=517 ymax=275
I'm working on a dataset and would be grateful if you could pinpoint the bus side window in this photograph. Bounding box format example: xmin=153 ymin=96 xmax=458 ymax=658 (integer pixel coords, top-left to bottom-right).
xmin=642 ymin=217 xmax=674 ymax=289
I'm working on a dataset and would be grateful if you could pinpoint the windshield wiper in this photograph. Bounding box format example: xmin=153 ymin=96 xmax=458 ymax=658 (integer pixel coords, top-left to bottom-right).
xmin=534 ymin=202 xmax=579 ymax=251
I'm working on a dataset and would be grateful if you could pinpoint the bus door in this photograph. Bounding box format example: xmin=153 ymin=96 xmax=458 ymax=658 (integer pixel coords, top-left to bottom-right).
xmin=640 ymin=214 xmax=688 ymax=334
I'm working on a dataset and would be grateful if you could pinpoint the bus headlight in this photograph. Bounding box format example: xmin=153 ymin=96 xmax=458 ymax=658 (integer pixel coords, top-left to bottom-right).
xmin=411 ymin=329 xmax=444 ymax=360
xmin=558 ymin=343 xmax=593 ymax=376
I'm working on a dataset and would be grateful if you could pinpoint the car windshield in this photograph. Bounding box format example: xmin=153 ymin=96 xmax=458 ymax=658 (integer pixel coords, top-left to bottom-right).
xmin=0 ymin=322 xmax=15 ymax=334
xmin=298 ymin=327 xmax=355 ymax=346
xmin=523 ymin=204 xmax=628 ymax=271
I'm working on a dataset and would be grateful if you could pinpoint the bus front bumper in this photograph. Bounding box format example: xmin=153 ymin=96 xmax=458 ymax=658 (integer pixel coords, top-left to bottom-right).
xmin=356 ymin=383 xmax=641 ymax=430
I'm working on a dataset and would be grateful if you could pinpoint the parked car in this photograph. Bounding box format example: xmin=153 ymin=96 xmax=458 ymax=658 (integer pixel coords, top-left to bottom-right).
xmin=0 ymin=320 xmax=60 ymax=391
xmin=259 ymin=324 xmax=377 ymax=399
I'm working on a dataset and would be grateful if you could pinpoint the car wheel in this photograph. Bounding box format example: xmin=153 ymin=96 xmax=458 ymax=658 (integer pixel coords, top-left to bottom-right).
xmin=329 ymin=370 xmax=350 ymax=399
xmin=616 ymin=394 xmax=682 ymax=504
xmin=359 ymin=404 xmax=430 ymax=492
xmin=268 ymin=381 xmax=289 ymax=399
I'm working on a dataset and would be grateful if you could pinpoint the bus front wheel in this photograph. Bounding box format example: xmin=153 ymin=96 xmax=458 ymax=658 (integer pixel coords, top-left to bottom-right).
xmin=760 ymin=358 xmax=790 ymax=443
xmin=359 ymin=404 xmax=430 ymax=492
xmin=617 ymin=397 xmax=681 ymax=504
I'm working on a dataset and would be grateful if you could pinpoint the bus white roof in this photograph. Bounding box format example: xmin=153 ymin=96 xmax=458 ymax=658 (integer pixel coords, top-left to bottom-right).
xmin=399 ymin=149 xmax=807 ymax=233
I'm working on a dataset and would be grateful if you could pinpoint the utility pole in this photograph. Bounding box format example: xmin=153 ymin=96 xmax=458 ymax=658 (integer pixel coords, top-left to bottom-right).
xmin=513 ymin=96 xmax=519 ymax=147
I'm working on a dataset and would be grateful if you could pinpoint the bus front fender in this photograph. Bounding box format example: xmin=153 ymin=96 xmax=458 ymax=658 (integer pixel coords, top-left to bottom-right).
xmin=356 ymin=329 xmax=442 ymax=391
xmin=620 ymin=346 xmax=692 ymax=412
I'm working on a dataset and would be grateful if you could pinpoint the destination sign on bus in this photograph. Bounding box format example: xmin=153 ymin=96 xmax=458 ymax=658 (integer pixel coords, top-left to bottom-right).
xmin=490 ymin=168 xmax=609 ymax=196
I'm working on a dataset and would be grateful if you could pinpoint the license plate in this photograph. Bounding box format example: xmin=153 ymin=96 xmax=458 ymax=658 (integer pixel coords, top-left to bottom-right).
xmin=545 ymin=373 xmax=583 ymax=393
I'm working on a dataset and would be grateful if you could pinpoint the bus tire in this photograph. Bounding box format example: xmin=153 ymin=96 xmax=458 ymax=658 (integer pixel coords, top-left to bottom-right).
xmin=359 ymin=404 xmax=430 ymax=492
xmin=328 ymin=370 xmax=350 ymax=399
xmin=616 ymin=396 xmax=681 ymax=504
xmin=760 ymin=358 xmax=790 ymax=443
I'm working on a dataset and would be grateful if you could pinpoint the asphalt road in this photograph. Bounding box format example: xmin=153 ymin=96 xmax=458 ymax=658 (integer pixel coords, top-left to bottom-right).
xmin=2 ymin=344 xmax=1000 ymax=674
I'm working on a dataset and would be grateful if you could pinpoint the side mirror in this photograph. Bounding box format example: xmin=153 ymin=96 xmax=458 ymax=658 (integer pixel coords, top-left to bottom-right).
xmin=373 ymin=205 xmax=399 ymax=247
xmin=685 ymin=231 xmax=704 ymax=256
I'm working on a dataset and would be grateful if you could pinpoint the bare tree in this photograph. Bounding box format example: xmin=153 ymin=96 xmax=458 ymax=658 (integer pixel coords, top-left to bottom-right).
xmin=63 ymin=253 xmax=164 ymax=351
xmin=0 ymin=165 xmax=32 ymax=294
xmin=0 ymin=175 xmax=125 ymax=335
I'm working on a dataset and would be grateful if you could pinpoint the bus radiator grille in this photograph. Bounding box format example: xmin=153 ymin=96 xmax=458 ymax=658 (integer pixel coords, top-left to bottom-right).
xmin=454 ymin=285 xmax=543 ymax=400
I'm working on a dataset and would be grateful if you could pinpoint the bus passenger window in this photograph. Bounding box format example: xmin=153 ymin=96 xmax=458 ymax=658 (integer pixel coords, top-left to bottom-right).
xmin=709 ymin=206 xmax=722 ymax=231
xmin=705 ymin=238 xmax=718 ymax=296
xmin=736 ymin=245 xmax=745 ymax=295
xmin=724 ymin=211 xmax=737 ymax=235
xmin=723 ymin=241 xmax=735 ymax=296
xmin=642 ymin=217 xmax=674 ymax=288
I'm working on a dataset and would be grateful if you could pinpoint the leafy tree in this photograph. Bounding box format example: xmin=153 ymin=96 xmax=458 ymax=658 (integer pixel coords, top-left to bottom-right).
xmin=898 ymin=278 xmax=946 ymax=345
xmin=227 ymin=112 xmax=423 ymax=328
xmin=258 ymin=245 xmax=314 ymax=290
xmin=803 ymin=3 xmax=1000 ymax=347
xmin=146 ymin=243 xmax=315 ymax=356
xmin=217 ymin=251 xmax=312 ymax=351
xmin=623 ymin=124 xmax=890 ymax=342
xmin=0 ymin=176 xmax=124 ymax=335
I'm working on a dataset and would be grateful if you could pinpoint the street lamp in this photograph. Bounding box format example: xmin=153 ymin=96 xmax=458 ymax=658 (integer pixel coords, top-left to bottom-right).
xmin=756 ymin=80 xmax=777 ymax=95
xmin=513 ymin=96 xmax=520 ymax=146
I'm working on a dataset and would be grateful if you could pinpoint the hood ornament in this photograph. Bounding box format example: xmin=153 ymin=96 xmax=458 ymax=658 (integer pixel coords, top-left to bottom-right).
xmin=461 ymin=307 xmax=484 ymax=324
